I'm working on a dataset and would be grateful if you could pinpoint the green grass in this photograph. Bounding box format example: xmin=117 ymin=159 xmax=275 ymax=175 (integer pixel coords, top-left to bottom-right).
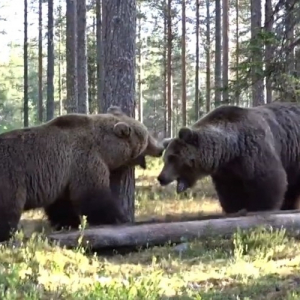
xmin=2 ymin=157 xmax=300 ymax=299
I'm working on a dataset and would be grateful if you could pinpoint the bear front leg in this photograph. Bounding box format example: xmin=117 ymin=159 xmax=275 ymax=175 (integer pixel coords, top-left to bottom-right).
xmin=0 ymin=191 xmax=25 ymax=242
xmin=69 ymin=158 xmax=129 ymax=226
xmin=44 ymin=190 xmax=82 ymax=231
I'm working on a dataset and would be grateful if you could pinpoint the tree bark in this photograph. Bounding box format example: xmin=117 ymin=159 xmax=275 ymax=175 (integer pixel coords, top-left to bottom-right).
xmin=102 ymin=0 xmax=136 ymax=222
xmin=66 ymin=0 xmax=78 ymax=113
xmin=163 ymin=0 xmax=167 ymax=135
xmin=265 ymin=0 xmax=273 ymax=103
xmin=96 ymin=0 xmax=103 ymax=112
xmin=195 ymin=0 xmax=199 ymax=118
xmin=222 ymin=0 xmax=229 ymax=104
xmin=181 ymin=0 xmax=186 ymax=126
xmin=215 ymin=0 xmax=222 ymax=107
xmin=235 ymin=0 xmax=240 ymax=105
xmin=205 ymin=0 xmax=211 ymax=113
xmin=137 ymin=2 xmax=143 ymax=123
xmin=46 ymin=0 xmax=55 ymax=121
xmin=38 ymin=0 xmax=43 ymax=123
xmin=77 ymin=0 xmax=89 ymax=114
xmin=251 ymin=0 xmax=264 ymax=106
xmin=167 ymin=0 xmax=173 ymax=137
xmin=58 ymin=3 xmax=62 ymax=116
xmin=49 ymin=210 xmax=300 ymax=250
xmin=23 ymin=0 xmax=28 ymax=127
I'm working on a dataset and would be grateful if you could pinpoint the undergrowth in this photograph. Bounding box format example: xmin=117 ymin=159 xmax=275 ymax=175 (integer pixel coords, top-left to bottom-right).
xmin=1 ymin=157 xmax=299 ymax=299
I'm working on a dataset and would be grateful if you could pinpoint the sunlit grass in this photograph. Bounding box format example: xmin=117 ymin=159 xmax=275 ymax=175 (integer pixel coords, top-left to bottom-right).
xmin=2 ymin=157 xmax=300 ymax=299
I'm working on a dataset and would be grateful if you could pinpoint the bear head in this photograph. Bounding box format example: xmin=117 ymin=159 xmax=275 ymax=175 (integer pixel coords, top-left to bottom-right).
xmin=157 ymin=127 xmax=212 ymax=193
xmin=107 ymin=106 xmax=165 ymax=169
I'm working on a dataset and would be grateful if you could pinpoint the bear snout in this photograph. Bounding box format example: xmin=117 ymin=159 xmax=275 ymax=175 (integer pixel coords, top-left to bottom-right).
xmin=157 ymin=174 xmax=171 ymax=186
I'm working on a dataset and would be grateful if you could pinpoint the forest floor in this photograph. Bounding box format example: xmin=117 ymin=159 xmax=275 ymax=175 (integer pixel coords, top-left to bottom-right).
xmin=1 ymin=158 xmax=300 ymax=299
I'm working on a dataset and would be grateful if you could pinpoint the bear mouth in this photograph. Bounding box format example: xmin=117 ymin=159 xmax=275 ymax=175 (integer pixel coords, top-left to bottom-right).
xmin=176 ymin=178 xmax=190 ymax=193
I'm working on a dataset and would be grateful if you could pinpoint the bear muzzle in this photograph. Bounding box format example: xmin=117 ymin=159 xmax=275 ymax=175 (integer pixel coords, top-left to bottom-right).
xmin=157 ymin=174 xmax=173 ymax=186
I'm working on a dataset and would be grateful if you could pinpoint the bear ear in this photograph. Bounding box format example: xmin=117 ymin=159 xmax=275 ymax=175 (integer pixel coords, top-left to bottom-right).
xmin=178 ymin=127 xmax=198 ymax=146
xmin=113 ymin=122 xmax=132 ymax=138
xmin=107 ymin=106 xmax=124 ymax=116
xmin=162 ymin=138 xmax=173 ymax=149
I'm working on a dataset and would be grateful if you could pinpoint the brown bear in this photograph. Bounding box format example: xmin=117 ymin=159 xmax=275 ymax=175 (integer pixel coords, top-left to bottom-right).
xmin=157 ymin=102 xmax=300 ymax=214
xmin=0 ymin=106 xmax=164 ymax=242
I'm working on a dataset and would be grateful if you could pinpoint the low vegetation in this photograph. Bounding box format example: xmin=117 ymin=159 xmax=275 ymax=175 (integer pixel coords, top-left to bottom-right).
xmin=2 ymin=158 xmax=300 ymax=299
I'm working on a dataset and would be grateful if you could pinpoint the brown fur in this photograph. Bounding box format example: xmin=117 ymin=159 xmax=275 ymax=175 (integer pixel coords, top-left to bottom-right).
xmin=0 ymin=108 xmax=164 ymax=241
xmin=157 ymin=102 xmax=300 ymax=214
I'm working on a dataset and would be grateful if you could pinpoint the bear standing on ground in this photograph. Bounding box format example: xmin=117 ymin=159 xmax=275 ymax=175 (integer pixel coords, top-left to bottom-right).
xmin=0 ymin=106 xmax=164 ymax=242
xmin=157 ymin=102 xmax=300 ymax=214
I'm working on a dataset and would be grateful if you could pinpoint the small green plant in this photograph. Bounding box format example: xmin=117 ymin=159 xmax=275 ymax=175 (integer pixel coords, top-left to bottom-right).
xmin=233 ymin=226 xmax=289 ymax=261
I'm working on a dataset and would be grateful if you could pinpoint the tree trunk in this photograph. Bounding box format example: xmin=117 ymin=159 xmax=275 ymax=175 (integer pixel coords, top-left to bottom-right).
xmin=58 ymin=3 xmax=62 ymax=116
xmin=215 ymin=0 xmax=222 ymax=107
xmin=77 ymin=0 xmax=89 ymax=114
xmin=222 ymin=0 xmax=229 ymax=104
xmin=38 ymin=0 xmax=43 ymax=123
xmin=181 ymin=0 xmax=186 ymax=126
xmin=285 ymin=1 xmax=295 ymax=75
xmin=96 ymin=0 xmax=103 ymax=112
xmin=23 ymin=0 xmax=28 ymax=127
xmin=66 ymin=0 xmax=78 ymax=113
xmin=195 ymin=0 xmax=199 ymax=119
xmin=167 ymin=0 xmax=173 ymax=137
xmin=46 ymin=0 xmax=55 ymax=121
xmin=265 ymin=0 xmax=273 ymax=104
xmin=137 ymin=2 xmax=143 ymax=123
xmin=163 ymin=0 xmax=167 ymax=135
xmin=235 ymin=0 xmax=240 ymax=105
xmin=49 ymin=210 xmax=300 ymax=250
xmin=102 ymin=0 xmax=136 ymax=222
xmin=251 ymin=0 xmax=264 ymax=106
xmin=205 ymin=0 xmax=211 ymax=113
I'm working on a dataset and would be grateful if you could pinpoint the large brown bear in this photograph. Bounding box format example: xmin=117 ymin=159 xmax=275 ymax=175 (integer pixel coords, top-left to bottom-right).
xmin=0 ymin=106 xmax=164 ymax=242
xmin=157 ymin=102 xmax=300 ymax=214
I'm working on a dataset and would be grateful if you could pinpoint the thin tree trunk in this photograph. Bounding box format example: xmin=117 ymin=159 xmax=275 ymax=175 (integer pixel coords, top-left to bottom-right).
xmin=163 ymin=0 xmax=167 ymax=135
xmin=102 ymin=0 xmax=136 ymax=222
xmin=194 ymin=0 xmax=200 ymax=119
xmin=222 ymin=0 xmax=229 ymax=104
xmin=215 ymin=0 xmax=222 ymax=107
xmin=285 ymin=1 xmax=294 ymax=75
xmin=235 ymin=0 xmax=240 ymax=105
xmin=77 ymin=0 xmax=88 ymax=114
xmin=23 ymin=0 xmax=29 ymax=127
xmin=96 ymin=0 xmax=103 ymax=112
xmin=195 ymin=0 xmax=199 ymax=119
xmin=181 ymin=0 xmax=186 ymax=126
xmin=205 ymin=0 xmax=211 ymax=113
xmin=251 ymin=0 xmax=264 ymax=106
xmin=66 ymin=0 xmax=78 ymax=113
xmin=38 ymin=0 xmax=43 ymax=123
xmin=167 ymin=0 xmax=173 ymax=137
xmin=137 ymin=2 xmax=143 ymax=123
xmin=58 ymin=3 xmax=62 ymax=115
xmin=265 ymin=0 xmax=273 ymax=103
xmin=46 ymin=0 xmax=54 ymax=121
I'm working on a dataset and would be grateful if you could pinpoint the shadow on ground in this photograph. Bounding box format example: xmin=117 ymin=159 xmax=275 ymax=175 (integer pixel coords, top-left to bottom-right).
xmin=161 ymin=272 xmax=300 ymax=300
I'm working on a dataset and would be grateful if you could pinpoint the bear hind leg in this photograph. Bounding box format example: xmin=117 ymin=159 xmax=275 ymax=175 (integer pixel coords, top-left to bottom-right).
xmin=213 ymin=161 xmax=287 ymax=214
xmin=0 ymin=207 xmax=23 ymax=242
xmin=77 ymin=188 xmax=129 ymax=226
xmin=44 ymin=190 xmax=81 ymax=230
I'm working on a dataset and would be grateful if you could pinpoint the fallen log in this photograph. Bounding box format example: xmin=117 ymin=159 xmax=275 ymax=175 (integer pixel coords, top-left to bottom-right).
xmin=134 ymin=209 xmax=300 ymax=224
xmin=48 ymin=210 xmax=300 ymax=250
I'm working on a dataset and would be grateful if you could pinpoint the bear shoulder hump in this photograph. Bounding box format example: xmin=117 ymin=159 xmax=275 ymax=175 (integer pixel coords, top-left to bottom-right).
xmin=49 ymin=114 xmax=91 ymax=129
